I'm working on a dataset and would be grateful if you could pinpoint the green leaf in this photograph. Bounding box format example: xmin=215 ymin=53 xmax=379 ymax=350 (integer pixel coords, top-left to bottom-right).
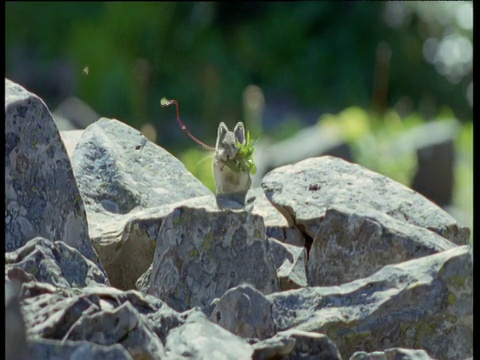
xmin=225 ymin=130 xmax=257 ymax=175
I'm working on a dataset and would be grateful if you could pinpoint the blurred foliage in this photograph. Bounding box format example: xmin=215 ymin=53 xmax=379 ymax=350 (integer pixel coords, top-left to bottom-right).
xmin=453 ymin=121 xmax=473 ymax=243
xmin=180 ymin=147 xmax=215 ymax=192
xmin=5 ymin=2 xmax=472 ymax=153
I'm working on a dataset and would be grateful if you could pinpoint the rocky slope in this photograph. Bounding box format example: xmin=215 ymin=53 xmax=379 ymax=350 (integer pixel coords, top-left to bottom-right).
xmin=5 ymin=79 xmax=472 ymax=360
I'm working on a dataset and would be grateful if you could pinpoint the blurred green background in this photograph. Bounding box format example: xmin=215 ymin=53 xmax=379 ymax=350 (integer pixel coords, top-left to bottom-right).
xmin=5 ymin=2 xmax=473 ymax=241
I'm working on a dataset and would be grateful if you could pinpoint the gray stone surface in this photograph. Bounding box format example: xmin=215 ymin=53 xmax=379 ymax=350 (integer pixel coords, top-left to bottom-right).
xmin=307 ymin=206 xmax=456 ymax=286
xmin=29 ymin=339 xmax=133 ymax=360
xmin=349 ymin=347 xmax=435 ymax=360
xmin=248 ymin=187 xmax=305 ymax=246
xmin=104 ymin=195 xmax=217 ymax=290
xmin=261 ymin=156 xmax=470 ymax=245
xmin=164 ymin=310 xmax=254 ymax=359
xmin=135 ymin=264 xmax=152 ymax=294
xmin=65 ymin=301 xmax=165 ymax=359
xmin=5 ymin=237 xmax=109 ymax=288
xmin=70 ymin=118 xmax=212 ymax=289
xmin=268 ymin=245 xmax=472 ymax=360
xmin=5 ymin=281 xmax=31 ymax=360
xmin=20 ymin=285 xmax=182 ymax=354
xmin=147 ymin=204 xmax=280 ymax=312
xmin=209 ymin=283 xmax=276 ymax=340
xmin=268 ymin=238 xmax=307 ymax=290
xmin=5 ymin=78 xmax=103 ymax=270
xmin=251 ymin=328 xmax=343 ymax=360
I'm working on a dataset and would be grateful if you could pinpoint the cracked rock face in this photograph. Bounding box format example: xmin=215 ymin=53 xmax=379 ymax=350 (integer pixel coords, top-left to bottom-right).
xmin=5 ymin=237 xmax=109 ymax=289
xmin=69 ymin=118 xmax=213 ymax=290
xmin=147 ymin=205 xmax=280 ymax=312
xmin=268 ymin=245 xmax=473 ymax=360
xmin=19 ymin=284 xmax=182 ymax=359
xmin=349 ymin=347 xmax=435 ymax=360
xmin=307 ymin=205 xmax=457 ymax=286
xmin=251 ymin=329 xmax=343 ymax=360
xmin=164 ymin=310 xmax=254 ymax=360
xmin=5 ymin=79 xmax=103 ymax=272
xmin=209 ymin=283 xmax=277 ymax=340
xmin=261 ymin=156 xmax=470 ymax=245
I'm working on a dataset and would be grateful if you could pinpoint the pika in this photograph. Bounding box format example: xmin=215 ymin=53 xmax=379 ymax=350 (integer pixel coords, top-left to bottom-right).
xmin=161 ymin=98 xmax=254 ymax=207
xmin=213 ymin=122 xmax=252 ymax=198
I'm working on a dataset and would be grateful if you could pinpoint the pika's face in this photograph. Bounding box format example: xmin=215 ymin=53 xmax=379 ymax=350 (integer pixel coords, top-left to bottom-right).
xmin=215 ymin=122 xmax=245 ymax=162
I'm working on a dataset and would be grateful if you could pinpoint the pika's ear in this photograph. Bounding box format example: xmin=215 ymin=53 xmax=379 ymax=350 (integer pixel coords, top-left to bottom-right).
xmin=216 ymin=122 xmax=229 ymax=147
xmin=233 ymin=122 xmax=245 ymax=145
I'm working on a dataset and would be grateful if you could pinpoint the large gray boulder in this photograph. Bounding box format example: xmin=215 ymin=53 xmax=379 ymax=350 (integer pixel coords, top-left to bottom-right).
xmin=261 ymin=156 xmax=470 ymax=245
xmin=251 ymin=329 xmax=343 ymax=360
xmin=70 ymin=118 xmax=213 ymax=289
xmin=20 ymin=285 xmax=182 ymax=359
xmin=349 ymin=347 xmax=435 ymax=360
xmin=164 ymin=310 xmax=254 ymax=359
xmin=147 ymin=204 xmax=280 ymax=312
xmin=5 ymin=281 xmax=31 ymax=360
xmin=209 ymin=283 xmax=277 ymax=340
xmin=269 ymin=245 xmax=473 ymax=360
xmin=268 ymin=238 xmax=307 ymax=290
xmin=5 ymin=79 xmax=103 ymax=271
xmin=29 ymin=339 xmax=133 ymax=360
xmin=307 ymin=206 xmax=456 ymax=286
xmin=5 ymin=237 xmax=109 ymax=289
xmin=107 ymin=195 xmax=217 ymax=290
xmin=64 ymin=301 xmax=165 ymax=359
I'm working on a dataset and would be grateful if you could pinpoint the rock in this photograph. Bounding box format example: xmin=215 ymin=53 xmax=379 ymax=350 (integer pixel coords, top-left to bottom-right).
xmin=250 ymin=332 xmax=296 ymax=360
xmin=80 ymin=286 xmax=185 ymax=347
xmin=135 ymin=264 xmax=152 ymax=294
xmin=209 ymin=283 xmax=276 ymax=340
xmin=268 ymin=245 xmax=473 ymax=360
xmin=108 ymin=195 xmax=217 ymax=290
xmin=307 ymin=206 xmax=456 ymax=286
xmin=65 ymin=301 xmax=165 ymax=359
xmin=134 ymin=189 xmax=305 ymax=294
xmin=261 ymin=156 xmax=470 ymax=245
xmin=20 ymin=285 xmax=182 ymax=355
xmin=29 ymin=338 xmax=133 ymax=360
xmin=17 ymin=278 xmax=58 ymax=299
xmin=70 ymin=118 xmax=212 ymax=289
xmin=5 ymin=281 xmax=31 ymax=360
xmin=147 ymin=204 xmax=280 ymax=312
xmin=5 ymin=78 xmax=103 ymax=271
xmin=247 ymin=187 xmax=305 ymax=246
xmin=268 ymin=238 xmax=307 ymax=290
xmin=5 ymin=237 xmax=109 ymax=288
xmin=164 ymin=310 xmax=254 ymax=359
xmin=21 ymin=291 xmax=101 ymax=340
xmin=251 ymin=329 xmax=342 ymax=360
xmin=349 ymin=347 xmax=435 ymax=360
